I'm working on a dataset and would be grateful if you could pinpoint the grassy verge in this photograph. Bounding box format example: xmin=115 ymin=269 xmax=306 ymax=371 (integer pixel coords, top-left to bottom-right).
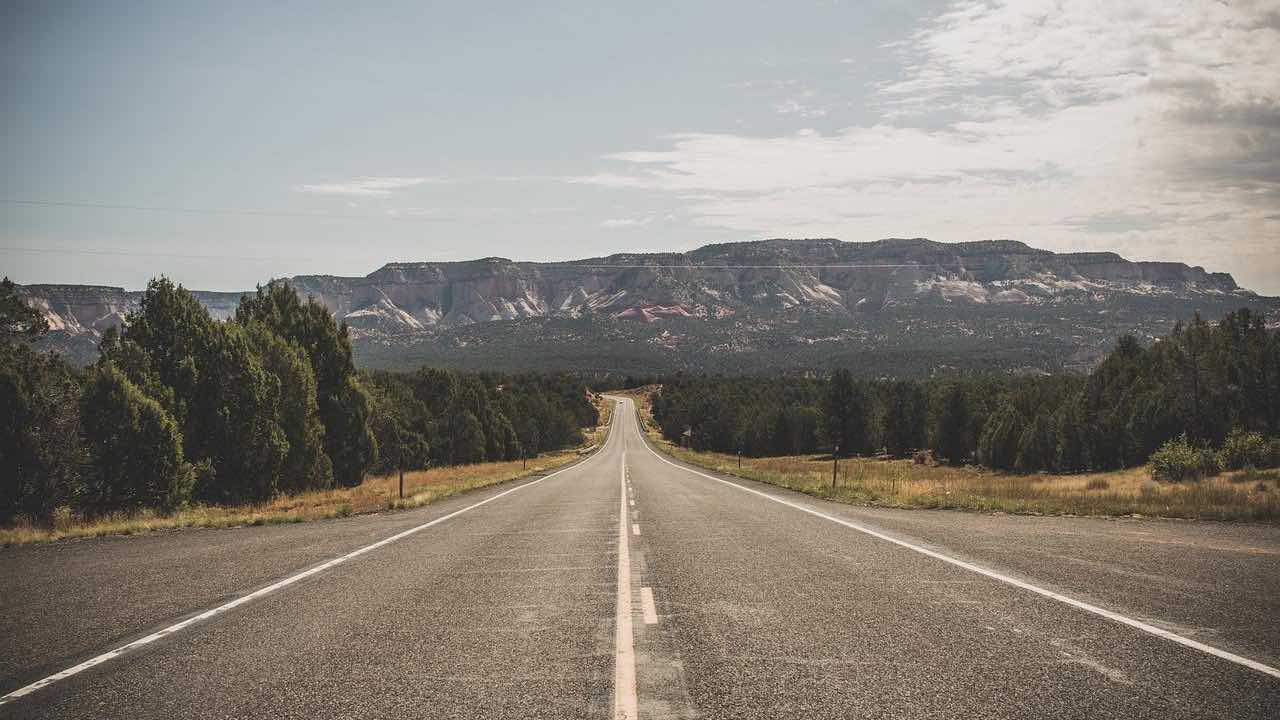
xmin=1 ymin=395 xmax=614 ymax=546
xmin=621 ymin=388 xmax=1280 ymax=522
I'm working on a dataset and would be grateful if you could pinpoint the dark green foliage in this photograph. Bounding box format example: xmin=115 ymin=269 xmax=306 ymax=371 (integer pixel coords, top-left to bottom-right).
xmin=360 ymin=368 xmax=595 ymax=469
xmin=80 ymin=364 xmax=193 ymax=513
xmin=823 ymin=369 xmax=872 ymax=456
xmin=931 ymin=384 xmax=974 ymax=465
xmin=185 ymin=322 xmax=288 ymax=503
xmin=236 ymin=280 xmax=375 ymax=486
xmin=880 ymin=380 xmax=928 ymax=457
xmin=245 ymin=322 xmax=334 ymax=492
xmin=1015 ymin=412 xmax=1057 ymax=473
xmin=1 ymin=277 xmax=49 ymax=342
xmin=977 ymin=404 xmax=1023 ymax=471
xmin=651 ymin=307 xmax=1280 ymax=475
xmin=0 ymin=343 xmax=85 ymax=520
xmin=651 ymin=375 xmax=826 ymax=456
xmin=449 ymin=411 xmax=487 ymax=465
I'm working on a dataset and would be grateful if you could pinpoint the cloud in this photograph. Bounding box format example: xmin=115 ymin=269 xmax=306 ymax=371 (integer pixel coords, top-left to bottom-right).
xmin=573 ymin=0 xmax=1280 ymax=290
xmin=775 ymin=98 xmax=827 ymax=119
xmin=600 ymin=216 xmax=653 ymax=228
xmin=295 ymin=176 xmax=435 ymax=196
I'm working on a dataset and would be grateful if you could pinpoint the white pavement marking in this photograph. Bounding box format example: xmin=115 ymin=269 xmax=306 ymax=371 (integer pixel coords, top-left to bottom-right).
xmin=614 ymin=452 xmax=639 ymax=720
xmin=0 ymin=441 xmax=612 ymax=707
xmin=632 ymin=523 xmax=641 ymax=536
xmin=640 ymin=587 xmax=659 ymax=625
xmin=635 ymin=409 xmax=1280 ymax=682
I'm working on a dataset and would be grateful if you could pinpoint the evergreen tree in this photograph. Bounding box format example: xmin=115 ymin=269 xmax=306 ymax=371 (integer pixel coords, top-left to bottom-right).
xmin=0 ymin=277 xmax=49 ymax=342
xmin=80 ymin=364 xmax=193 ymax=513
xmin=823 ymin=369 xmax=871 ymax=455
xmin=236 ymin=281 xmax=375 ymax=485
xmin=932 ymin=384 xmax=972 ymax=465
xmin=977 ymin=403 xmax=1023 ymax=470
xmin=882 ymin=380 xmax=928 ymax=456
xmin=0 ymin=344 xmax=85 ymax=520
xmin=1015 ymin=412 xmax=1056 ymax=472
xmin=449 ymin=410 xmax=486 ymax=464
xmin=245 ymin=322 xmax=333 ymax=492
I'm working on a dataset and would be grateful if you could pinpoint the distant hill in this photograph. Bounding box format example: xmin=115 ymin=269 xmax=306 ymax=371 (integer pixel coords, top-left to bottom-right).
xmin=19 ymin=238 xmax=1279 ymax=376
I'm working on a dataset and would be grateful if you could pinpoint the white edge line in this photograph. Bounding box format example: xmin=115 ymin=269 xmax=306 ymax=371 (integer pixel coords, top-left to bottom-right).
xmin=633 ymin=403 xmax=1280 ymax=682
xmin=640 ymin=587 xmax=659 ymax=625
xmin=0 ymin=428 xmax=615 ymax=707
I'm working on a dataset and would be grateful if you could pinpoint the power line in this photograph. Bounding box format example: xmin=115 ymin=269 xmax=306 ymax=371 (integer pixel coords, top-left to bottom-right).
xmin=1 ymin=246 xmax=309 ymax=262
xmin=2 ymin=199 xmax=445 ymax=222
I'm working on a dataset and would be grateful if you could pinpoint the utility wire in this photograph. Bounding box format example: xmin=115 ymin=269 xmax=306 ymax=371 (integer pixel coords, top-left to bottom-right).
xmin=2 ymin=199 xmax=444 ymax=222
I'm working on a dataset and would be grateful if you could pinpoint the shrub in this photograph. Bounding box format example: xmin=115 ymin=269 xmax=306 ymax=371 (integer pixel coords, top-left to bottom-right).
xmin=1218 ymin=428 xmax=1271 ymax=470
xmin=1150 ymin=434 xmax=1221 ymax=482
xmin=80 ymin=364 xmax=194 ymax=513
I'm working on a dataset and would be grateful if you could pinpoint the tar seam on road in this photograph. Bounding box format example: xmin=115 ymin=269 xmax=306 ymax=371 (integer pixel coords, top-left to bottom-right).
xmin=614 ymin=445 xmax=639 ymax=720
xmin=633 ymin=403 xmax=1280 ymax=682
xmin=0 ymin=445 xmax=609 ymax=707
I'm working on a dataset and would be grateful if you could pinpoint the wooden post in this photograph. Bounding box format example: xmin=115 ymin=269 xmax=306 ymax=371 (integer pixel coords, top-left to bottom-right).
xmin=397 ymin=425 xmax=404 ymax=500
xmin=832 ymin=445 xmax=839 ymax=491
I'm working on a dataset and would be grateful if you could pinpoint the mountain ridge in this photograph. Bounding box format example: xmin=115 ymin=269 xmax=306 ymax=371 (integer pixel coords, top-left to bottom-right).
xmin=18 ymin=238 xmax=1275 ymax=375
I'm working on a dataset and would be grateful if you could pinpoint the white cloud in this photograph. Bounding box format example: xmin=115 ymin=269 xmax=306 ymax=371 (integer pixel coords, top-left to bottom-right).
xmin=775 ymin=98 xmax=828 ymax=119
xmin=600 ymin=216 xmax=654 ymax=228
xmin=574 ymin=0 xmax=1280 ymax=291
xmin=296 ymin=176 xmax=435 ymax=196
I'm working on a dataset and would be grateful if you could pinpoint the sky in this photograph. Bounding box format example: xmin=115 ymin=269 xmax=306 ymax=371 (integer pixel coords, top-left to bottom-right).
xmin=2 ymin=0 xmax=1278 ymax=293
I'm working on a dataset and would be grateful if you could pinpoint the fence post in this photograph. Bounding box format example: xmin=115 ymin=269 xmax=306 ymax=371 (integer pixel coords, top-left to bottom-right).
xmin=832 ymin=445 xmax=839 ymax=491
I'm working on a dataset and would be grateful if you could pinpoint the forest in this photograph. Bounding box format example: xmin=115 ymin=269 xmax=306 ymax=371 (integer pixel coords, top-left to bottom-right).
xmin=651 ymin=307 xmax=1280 ymax=476
xmin=0 ymin=278 xmax=596 ymax=523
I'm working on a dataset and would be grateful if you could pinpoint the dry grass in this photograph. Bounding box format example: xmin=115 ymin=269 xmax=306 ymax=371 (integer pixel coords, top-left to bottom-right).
xmin=1 ymin=395 xmax=614 ymax=546
xmin=0 ymin=451 xmax=583 ymax=546
xmin=624 ymin=388 xmax=1280 ymax=522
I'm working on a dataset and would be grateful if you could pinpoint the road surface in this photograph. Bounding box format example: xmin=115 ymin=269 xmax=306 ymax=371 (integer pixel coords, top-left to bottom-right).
xmin=1 ymin=396 xmax=1277 ymax=718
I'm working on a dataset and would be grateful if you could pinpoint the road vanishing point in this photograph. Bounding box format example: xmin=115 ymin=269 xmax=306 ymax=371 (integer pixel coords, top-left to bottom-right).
xmin=2 ymin=397 xmax=1278 ymax=718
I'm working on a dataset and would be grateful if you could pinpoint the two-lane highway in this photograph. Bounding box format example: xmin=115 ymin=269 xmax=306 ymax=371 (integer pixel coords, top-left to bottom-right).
xmin=2 ymin=396 xmax=1278 ymax=718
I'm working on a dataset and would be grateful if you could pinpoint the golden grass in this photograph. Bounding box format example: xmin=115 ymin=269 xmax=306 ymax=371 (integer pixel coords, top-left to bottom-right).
xmin=1 ymin=394 xmax=614 ymax=546
xmin=0 ymin=451 xmax=583 ymax=546
xmin=624 ymin=388 xmax=1280 ymax=522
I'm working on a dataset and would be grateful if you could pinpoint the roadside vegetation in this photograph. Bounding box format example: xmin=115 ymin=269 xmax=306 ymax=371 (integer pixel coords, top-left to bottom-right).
xmin=0 ymin=448 xmax=590 ymax=545
xmin=628 ymin=390 xmax=1280 ymax=521
xmin=625 ymin=306 xmax=1280 ymax=522
xmin=1 ymin=277 xmax=600 ymax=544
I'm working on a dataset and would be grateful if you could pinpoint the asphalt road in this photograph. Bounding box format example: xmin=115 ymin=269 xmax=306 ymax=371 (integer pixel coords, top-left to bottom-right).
xmin=1 ymin=396 xmax=1277 ymax=718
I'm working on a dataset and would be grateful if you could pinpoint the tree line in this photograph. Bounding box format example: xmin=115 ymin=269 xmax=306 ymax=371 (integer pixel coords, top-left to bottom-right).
xmin=361 ymin=368 xmax=597 ymax=474
xmin=652 ymin=308 xmax=1280 ymax=473
xmin=1 ymin=278 xmax=596 ymax=522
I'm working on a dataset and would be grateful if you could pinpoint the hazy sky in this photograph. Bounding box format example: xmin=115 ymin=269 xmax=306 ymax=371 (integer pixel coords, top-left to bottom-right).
xmin=3 ymin=0 xmax=1278 ymax=293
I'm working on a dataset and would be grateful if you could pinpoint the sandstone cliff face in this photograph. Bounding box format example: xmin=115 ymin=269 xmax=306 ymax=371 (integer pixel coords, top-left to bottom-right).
xmin=17 ymin=238 xmax=1269 ymax=372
